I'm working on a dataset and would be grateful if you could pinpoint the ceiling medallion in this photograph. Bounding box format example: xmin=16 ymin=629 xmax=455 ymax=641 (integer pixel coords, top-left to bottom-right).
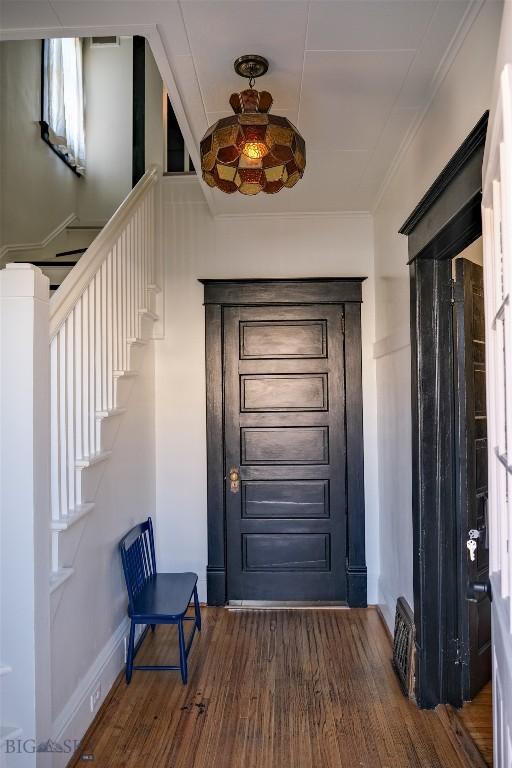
xmin=200 ymin=55 xmax=306 ymax=195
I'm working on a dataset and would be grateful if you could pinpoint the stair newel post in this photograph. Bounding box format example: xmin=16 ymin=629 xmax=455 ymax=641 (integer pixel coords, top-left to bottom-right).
xmin=0 ymin=263 xmax=52 ymax=761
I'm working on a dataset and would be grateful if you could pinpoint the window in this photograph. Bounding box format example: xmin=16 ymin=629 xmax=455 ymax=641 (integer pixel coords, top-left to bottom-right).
xmin=41 ymin=38 xmax=85 ymax=175
xmin=165 ymin=95 xmax=194 ymax=174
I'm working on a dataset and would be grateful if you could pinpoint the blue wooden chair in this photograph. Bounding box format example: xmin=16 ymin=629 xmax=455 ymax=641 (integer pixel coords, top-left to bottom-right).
xmin=119 ymin=517 xmax=201 ymax=684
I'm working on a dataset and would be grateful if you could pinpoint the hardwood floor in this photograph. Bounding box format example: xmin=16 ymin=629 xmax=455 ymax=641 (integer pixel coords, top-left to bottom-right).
xmin=459 ymin=682 xmax=493 ymax=766
xmin=72 ymin=608 xmax=469 ymax=768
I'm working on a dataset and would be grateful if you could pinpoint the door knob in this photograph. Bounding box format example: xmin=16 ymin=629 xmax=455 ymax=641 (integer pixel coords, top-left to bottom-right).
xmin=467 ymin=580 xmax=492 ymax=603
xmin=228 ymin=467 xmax=240 ymax=494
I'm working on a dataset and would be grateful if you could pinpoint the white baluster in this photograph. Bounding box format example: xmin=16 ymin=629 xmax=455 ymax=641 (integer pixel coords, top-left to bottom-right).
xmin=135 ymin=207 xmax=141 ymax=336
xmin=50 ymin=336 xmax=60 ymax=521
xmin=149 ymin=188 xmax=155 ymax=288
xmin=89 ymin=277 xmax=97 ymax=455
xmin=100 ymin=260 xmax=108 ymax=414
xmin=82 ymin=287 xmax=90 ymax=459
xmin=48 ymin=168 xmax=159 ymax=545
xmin=66 ymin=313 xmax=76 ymax=513
xmin=121 ymin=228 xmax=127 ymax=366
xmin=107 ymin=251 xmax=113 ymax=410
xmin=142 ymin=196 xmax=147 ymax=308
xmin=95 ymin=271 xmax=102 ymax=449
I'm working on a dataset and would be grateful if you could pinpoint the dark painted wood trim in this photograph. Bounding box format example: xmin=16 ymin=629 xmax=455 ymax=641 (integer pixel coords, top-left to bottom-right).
xmin=409 ymin=194 xmax=482 ymax=264
xmin=202 ymin=279 xmax=366 ymax=606
xmin=344 ymin=302 xmax=367 ymax=607
xmin=200 ymin=279 xmax=365 ymax=306
xmin=132 ymin=36 xmax=146 ymax=188
xmin=400 ymin=112 xmax=488 ymax=236
xmin=404 ymin=115 xmax=487 ymax=708
xmin=204 ymin=304 xmax=226 ymax=605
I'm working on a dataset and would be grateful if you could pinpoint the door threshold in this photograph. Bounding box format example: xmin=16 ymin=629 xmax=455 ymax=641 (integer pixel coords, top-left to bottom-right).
xmin=228 ymin=600 xmax=349 ymax=610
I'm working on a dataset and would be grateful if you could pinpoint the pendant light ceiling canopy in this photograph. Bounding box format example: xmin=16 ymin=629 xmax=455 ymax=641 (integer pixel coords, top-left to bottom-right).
xmin=200 ymin=55 xmax=306 ymax=195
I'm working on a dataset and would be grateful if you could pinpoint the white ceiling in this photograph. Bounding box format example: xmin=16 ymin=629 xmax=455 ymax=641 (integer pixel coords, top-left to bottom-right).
xmin=1 ymin=0 xmax=481 ymax=215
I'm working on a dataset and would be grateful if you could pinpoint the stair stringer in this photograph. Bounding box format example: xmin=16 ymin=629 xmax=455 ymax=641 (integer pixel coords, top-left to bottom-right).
xmin=50 ymin=307 xmax=160 ymax=610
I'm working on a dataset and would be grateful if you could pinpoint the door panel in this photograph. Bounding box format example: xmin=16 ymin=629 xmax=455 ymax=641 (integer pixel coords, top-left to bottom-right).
xmin=224 ymin=305 xmax=346 ymax=602
xmin=241 ymin=374 xmax=328 ymax=412
xmin=454 ymin=258 xmax=491 ymax=699
xmin=241 ymin=427 xmax=329 ymax=465
xmin=242 ymin=480 xmax=329 ymax=519
xmin=240 ymin=320 xmax=327 ymax=359
xmin=242 ymin=533 xmax=330 ymax=571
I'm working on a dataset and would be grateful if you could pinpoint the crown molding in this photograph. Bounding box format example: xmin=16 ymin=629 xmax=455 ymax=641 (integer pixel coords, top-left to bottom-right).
xmin=214 ymin=210 xmax=372 ymax=221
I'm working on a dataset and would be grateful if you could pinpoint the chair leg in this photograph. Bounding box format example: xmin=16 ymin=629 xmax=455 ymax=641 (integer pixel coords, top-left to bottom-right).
xmin=126 ymin=620 xmax=135 ymax=684
xmin=178 ymin=619 xmax=187 ymax=685
xmin=193 ymin=585 xmax=202 ymax=631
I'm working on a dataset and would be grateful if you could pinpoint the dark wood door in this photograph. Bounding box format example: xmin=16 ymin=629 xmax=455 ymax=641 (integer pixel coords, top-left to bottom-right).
xmin=454 ymin=258 xmax=491 ymax=699
xmin=223 ymin=304 xmax=347 ymax=602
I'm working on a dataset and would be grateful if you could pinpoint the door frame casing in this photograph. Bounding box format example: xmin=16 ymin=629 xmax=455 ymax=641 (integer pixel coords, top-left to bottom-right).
xmin=201 ymin=279 xmax=367 ymax=607
xmin=399 ymin=113 xmax=488 ymax=708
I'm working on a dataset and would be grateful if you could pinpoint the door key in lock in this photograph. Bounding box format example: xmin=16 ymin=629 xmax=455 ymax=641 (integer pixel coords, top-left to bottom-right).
xmin=466 ymin=539 xmax=477 ymax=562
xmin=466 ymin=528 xmax=480 ymax=562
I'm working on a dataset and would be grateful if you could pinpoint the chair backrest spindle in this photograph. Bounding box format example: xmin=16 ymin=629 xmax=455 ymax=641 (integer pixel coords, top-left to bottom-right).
xmin=119 ymin=517 xmax=157 ymax=613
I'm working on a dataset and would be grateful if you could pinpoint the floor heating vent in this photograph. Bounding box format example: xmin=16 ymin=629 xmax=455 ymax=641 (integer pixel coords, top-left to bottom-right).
xmin=392 ymin=596 xmax=415 ymax=698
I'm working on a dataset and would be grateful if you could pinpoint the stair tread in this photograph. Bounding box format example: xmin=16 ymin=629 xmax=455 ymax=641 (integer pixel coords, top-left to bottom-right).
xmin=50 ymin=567 xmax=74 ymax=593
xmin=28 ymin=261 xmax=78 ymax=267
xmin=96 ymin=407 xmax=126 ymax=419
xmin=55 ymin=247 xmax=87 ymax=257
xmin=51 ymin=503 xmax=95 ymax=531
xmin=75 ymin=450 xmax=111 ymax=469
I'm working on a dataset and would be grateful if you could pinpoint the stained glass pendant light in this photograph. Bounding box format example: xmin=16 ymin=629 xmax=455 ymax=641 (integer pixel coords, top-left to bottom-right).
xmin=200 ymin=55 xmax=306 ymax=195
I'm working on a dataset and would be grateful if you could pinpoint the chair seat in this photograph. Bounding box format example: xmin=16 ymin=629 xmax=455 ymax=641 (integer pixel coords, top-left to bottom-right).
xmin=130 ymin=572 xmax=198 ymax=620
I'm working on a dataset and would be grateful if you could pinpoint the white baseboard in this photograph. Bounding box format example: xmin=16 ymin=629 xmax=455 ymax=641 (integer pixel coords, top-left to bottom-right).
xmin=0 ymin=213 xmax=77 ymax=262
xmin=197 ymin=577 xmax=207 ymax=604
xmin=51 ymin=616 xmax=129 ymax=768
xmin=366 ymin=571 xmax=379 ymax=606
xmin=377 ymin=576 xmax=397 ymax=635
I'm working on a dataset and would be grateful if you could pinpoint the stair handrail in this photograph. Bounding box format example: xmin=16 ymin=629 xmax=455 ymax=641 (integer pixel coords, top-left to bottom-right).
xmin=49 ymin=166 xmax=159 ymax=338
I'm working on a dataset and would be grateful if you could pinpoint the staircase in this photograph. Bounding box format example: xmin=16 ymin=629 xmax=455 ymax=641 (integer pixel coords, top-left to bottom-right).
xmin=0 ymin=168 xmax=162 ymax=761
xmin=1 ymin=223 xmax=103 ymax=293
xmin=48 ymin=168 xmax=161 ymax=592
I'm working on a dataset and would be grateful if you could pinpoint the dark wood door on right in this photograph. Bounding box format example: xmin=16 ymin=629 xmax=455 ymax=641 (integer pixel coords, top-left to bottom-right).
xmin=223 ymin=304 xmax=347 ymax=602
xmin=454 ymin=257 xmax=491 ymax=700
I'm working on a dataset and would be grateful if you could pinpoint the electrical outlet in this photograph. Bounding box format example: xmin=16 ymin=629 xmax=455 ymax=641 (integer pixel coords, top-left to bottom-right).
xmin=90 ymin=683 xmax=101 ymax=713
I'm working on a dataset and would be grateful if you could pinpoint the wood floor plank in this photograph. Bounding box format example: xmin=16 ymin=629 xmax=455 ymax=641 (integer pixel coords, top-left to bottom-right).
xmin=70 ymin=608 xmax=469 ymax=768
xmin=457 ymin=682 xmax=493 ymax=767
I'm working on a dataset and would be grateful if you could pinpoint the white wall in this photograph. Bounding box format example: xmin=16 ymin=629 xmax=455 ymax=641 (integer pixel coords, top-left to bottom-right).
xmin=77 ymin=37 xmax=164 ymax=224
xmin=155 ymin=177 xmax=379 ymax=604
xmin=77 ymin=37 xmax=133 ymax=225
xmin=373 ymin=0 xmax=503 ymax=628
xmin=50 ymin=342 xmax=156 ymax=747
xmin=0 ymin=40 xmax=79 ymax=248
xmin=0 ymin=37 xmax=135 ymax=247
